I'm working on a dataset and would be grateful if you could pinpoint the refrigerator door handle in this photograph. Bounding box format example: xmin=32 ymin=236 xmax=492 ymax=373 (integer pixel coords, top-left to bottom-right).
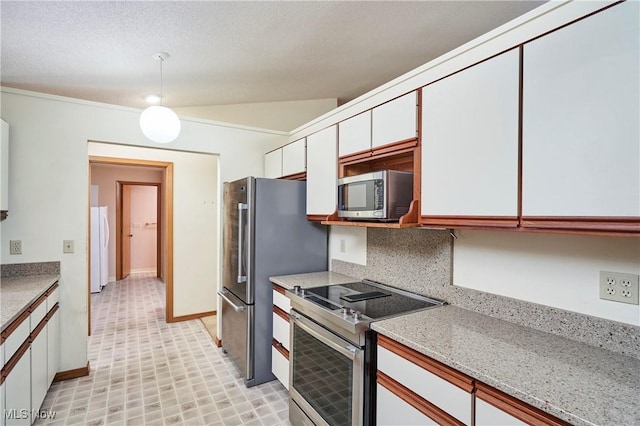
xmin=102 ymin=212 xmax=110 ymax=249
xmin=237 ymin=202 xmax=248 ymax=283
xmin=218 ymin=290 xmax=247 ymax=312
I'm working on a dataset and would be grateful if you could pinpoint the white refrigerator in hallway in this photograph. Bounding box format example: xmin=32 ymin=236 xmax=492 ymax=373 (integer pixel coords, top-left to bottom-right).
xmin=90 ymin=206 xmax=109 ymax=293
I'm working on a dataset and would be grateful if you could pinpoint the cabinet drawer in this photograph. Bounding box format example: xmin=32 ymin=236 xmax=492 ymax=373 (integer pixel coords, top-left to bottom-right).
xmin=30 ymin=297 xmax=47 ymax=332
xmin=476 ymin=398 xmax=527 ymax=426
xmin=271 ymin=344 xmax=289 ymax=390
xmin=377 ymin=336 xmax=473 ymax=425
xmin=272 ymin=310 xmax=290 ymax=350
xmin=272 ymin=286 xmax=290 ymax=313
xmin=3 ymin=314 xmax=30 ymax=362
xmin=376 ymin=382 xmax=438 ymax=426
xmin=47 ymin=286 xmax=59 ymax=311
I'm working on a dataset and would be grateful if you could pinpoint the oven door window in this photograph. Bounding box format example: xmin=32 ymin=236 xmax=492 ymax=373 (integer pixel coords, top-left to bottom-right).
xmin=292 ymin=323 xmax=354 ymax=425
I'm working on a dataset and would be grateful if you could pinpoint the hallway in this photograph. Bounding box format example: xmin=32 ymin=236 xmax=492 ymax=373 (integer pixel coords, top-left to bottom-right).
xmin=35 ymin=273 xmax=290 ymax=425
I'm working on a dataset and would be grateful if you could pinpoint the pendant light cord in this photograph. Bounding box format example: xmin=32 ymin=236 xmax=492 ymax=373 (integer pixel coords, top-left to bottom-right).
xmin=159 ymin=56 xmax=164 ymax=107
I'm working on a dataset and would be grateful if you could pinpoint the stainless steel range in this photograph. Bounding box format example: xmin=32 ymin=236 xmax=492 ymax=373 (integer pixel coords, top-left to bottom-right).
xmin=287 ymin=279 xmax=445 ymax=426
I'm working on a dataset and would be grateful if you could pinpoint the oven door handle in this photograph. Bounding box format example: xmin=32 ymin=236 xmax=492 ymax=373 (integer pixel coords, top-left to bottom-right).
xmin=292 ymin=312 xmax=359 ymax=360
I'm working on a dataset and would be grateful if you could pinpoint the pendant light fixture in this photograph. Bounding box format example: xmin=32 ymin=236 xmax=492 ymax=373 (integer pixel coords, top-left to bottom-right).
xmin=140 ymin=52 xmax=181 ymax=144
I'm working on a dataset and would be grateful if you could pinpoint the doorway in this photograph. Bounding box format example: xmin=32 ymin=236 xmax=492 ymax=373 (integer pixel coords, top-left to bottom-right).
xmin=116 ymin=182 xmax=161 ymax=280
xmin=88 ymin=156 xmax=175 ymax=335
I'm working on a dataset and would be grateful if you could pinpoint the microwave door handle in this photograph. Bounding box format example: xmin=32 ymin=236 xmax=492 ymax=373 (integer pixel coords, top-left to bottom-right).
xmin=292 ymin=313 xmax=358 ymax=360
xmin=237 ymin=203 xmax=248 ymax=283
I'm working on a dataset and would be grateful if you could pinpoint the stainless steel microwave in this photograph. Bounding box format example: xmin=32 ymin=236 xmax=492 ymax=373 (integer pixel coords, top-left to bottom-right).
xmin=337 ymin=170 xmax=413 ymax=221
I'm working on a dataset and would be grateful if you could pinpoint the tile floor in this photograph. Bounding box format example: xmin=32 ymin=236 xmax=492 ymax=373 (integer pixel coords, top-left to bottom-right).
xmin=35 ymin=273 xmax=291 ymax=426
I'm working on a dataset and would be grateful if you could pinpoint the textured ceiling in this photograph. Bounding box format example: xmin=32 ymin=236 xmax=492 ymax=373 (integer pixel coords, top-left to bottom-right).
xmin=1 ymin=1 xmax=545 ymax=109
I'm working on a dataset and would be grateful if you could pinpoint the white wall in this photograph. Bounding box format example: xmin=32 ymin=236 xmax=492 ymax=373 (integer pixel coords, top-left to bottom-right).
xmin=173 ymin=98 xmax=338 ymax=132
xmin=453 ymin=231 xmax=640 ymax=325
xmin=329 ymin=226 xmax=367 ymax=266
xmin=0 ymin=87 xmax=287 ymax=372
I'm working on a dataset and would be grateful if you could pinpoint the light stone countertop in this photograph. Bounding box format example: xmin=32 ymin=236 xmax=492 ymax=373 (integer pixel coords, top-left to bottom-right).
xmin=269 ymin=271 xmax=358 ymax=290
xmin=1 ymin=274 xmax=60 ymax=332
xmin=372 ymin=305 xmax=640 ymax=426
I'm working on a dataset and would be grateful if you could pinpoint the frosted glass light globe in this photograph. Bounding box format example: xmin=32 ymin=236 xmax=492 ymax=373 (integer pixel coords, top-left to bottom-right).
xmin=139 ymin=105 xmax=181 ymax=144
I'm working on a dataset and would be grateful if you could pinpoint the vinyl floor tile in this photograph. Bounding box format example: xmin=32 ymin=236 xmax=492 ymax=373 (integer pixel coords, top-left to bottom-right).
xmin=34 ymin=273 xmax=291 ymax=426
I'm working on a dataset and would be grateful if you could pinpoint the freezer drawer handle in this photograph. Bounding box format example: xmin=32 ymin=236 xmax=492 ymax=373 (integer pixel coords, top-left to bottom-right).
xmin=237 ymin=202 xmax=248 ymax=283
xmin=218 ymin=290 xmax=246 ymax=312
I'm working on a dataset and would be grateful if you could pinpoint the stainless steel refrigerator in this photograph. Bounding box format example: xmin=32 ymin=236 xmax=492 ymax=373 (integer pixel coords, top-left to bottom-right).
xmin=218 ymin=177 xmax=328 ymax=387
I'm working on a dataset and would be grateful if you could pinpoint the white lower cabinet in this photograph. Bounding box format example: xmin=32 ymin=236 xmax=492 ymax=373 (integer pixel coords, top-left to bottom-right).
xmin=47 ymin=308 xmax=59 ymax=386
xmin=30 ymin=327 xmax=48 ymax=417
xmin=271 ymin=285 xmax=290 ymax=390
xmin=376 ymin=383 xmax=437 ymax=426
xmin=476 ymin=397 xmax=527 ymax=426
xmin=4 ymin=347 xmax=31 ymax=426
xmin=377 ymin=340 xmax=473 ymax=425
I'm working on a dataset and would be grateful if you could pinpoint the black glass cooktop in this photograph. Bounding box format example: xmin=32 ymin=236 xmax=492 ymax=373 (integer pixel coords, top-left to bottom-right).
xmin=305 ymin=281 xmax=440 ymax=320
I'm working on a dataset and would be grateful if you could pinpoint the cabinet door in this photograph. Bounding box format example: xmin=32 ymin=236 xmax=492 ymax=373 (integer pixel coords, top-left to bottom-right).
xmin=5 ymin=348 xmax=31 ymax=425
xmin=339 ymin=111 xmax=371 ymax=157
xmin=31 ymin=328 xmax=48 ymax=414
xmin=282 ymin=138 xmax=306 ymax=177
xmin=376 ymin=384 xmax=438 ymax=426
xmin=372 ymin=91 xmax=417 ymax=148
xmin=1 ymin=118 xmax=8 ymax=212
xmin=47 ymin=309 xmax=60 ymax=386
xmin=264 ymin=148 xmax=282 ymax=179
xmin=306 ymin=125 xmax=338 ymax=217
xmin=522 ymin=2 xmax=639 ymax=218
xmin=421 ymin=49 xmax=519 ymax=221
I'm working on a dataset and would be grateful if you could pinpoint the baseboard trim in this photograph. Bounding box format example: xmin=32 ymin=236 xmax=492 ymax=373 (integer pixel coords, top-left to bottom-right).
xmin=214 ymin=336 xmax=222 ymax=347
xmin=54 ymin=361 xmax=90 ymax=382
xmin=169 ymin=310 xmax=216 ymax=323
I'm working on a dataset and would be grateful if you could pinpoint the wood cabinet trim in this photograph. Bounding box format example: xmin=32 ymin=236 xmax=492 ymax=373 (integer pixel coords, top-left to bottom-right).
xmin=46 ymin=303 xmax=60 ymax=321
xmin=378 ymin=334 xmax=474 ymax=393
xmin=420 ymin=216 xmax=519 ymax=228
xmin=273 ymin=305 xmax=289 ymax=323
xmin=1 ymin=338 xmax=30 ymax=383
xmin=31 ymin=315 xmax=48 ymax=341
xmin=47 ymin=282 xmax=60 ymax=295
xmin=30 ymin=293 xmax=48 ymax=312
xmin=0 ymin=210 xmax=7 ymax=221
xmin=0 ymin=308 xmax=30 ymax=344
xmin=272 ymin=338 xmax=290 ymax=360
xmin=307 ymin=214 xmax=329 ymax=222
xmin=378 ymin=371 xmax=465 ymax=426
xmin=281 ymin=171 xmax=306 ymax=181
xmin=521 ymin=217 xmax=640 ymax=233
xmin=273 ymin=284 xmax=286 ymax=295
xmin=476 ymin=382 xmax=570 ymax=426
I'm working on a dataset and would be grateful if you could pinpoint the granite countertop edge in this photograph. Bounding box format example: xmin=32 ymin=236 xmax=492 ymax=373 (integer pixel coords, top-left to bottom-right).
xmin=269 ymin=271 xmax=359 ymax=290
xmin=1 ymin=274 xmax=60 ymax=332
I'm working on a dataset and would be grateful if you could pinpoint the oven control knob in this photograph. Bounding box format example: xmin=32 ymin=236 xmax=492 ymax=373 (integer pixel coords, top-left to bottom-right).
xmin=353 ymin=311 xmax=362 ymax=320
xmin=293 ymin=285 xmax=301 ymax=294
xmin=300 ymin=288 xmax=306 ymax=296
xmin=341 ymin=307 xmax=350 ymax=316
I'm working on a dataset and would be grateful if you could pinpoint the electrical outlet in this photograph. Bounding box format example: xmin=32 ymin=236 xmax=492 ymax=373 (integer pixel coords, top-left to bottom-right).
xmin=10 ymin=240 xmax=22 ymax=255
xmin=63 ymin=240 xmax=74 ymax=253
xmin=599 ymin=271 xmax=639 ymax=305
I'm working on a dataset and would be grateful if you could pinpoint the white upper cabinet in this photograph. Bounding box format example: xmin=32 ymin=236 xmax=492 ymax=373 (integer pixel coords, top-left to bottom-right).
xmin=339 ymin=111 xmax=372 ymax=157
xmin=264 ymin=148 xmax=282 ymax=179
xmin=522 ymin=1 xmax=639 ymax=217
xmin=282 ymin=138 xmax=306 ymax=177
xmin=372 ymin=91 xmax=418 ymax=148
xmin=421 ymin=49 xmax=520 ymax=218
xmin=306 ymin=125 xmax=338 ymax=217
xmin=1 ymin=118 xmax=9 ymax=214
